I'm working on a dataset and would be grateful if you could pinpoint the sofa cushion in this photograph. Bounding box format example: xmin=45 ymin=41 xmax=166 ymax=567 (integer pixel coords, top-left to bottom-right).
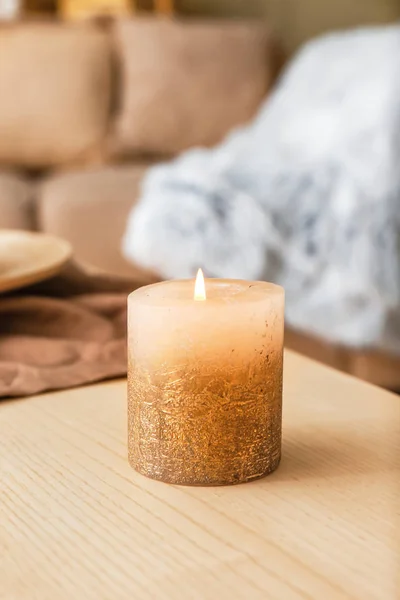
xmin=0 ymin=172 xmax=35 ymax=230
xmin=111 ymin=18 xmax=278 ymax=157
xmin=0 ymin=23 xmax=111 ymax=169
xmin=38 ymin=166 xmax=157 ymax=281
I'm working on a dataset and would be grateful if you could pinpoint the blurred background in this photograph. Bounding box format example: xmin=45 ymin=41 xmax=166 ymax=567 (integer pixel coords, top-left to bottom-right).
xmin=3 ymin=0 xmax=400 ymax=52
xmin=1 ymin=0 xmax=400 ymax=390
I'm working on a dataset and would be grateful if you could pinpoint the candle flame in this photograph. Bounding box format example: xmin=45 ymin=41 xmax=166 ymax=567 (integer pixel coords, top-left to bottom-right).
xmin=194 ymin=268 xmax=206 ymax=301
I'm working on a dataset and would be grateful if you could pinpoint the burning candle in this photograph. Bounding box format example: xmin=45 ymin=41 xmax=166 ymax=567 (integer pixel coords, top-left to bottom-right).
xmin=128 ymin=271 xmax=284 ymax=486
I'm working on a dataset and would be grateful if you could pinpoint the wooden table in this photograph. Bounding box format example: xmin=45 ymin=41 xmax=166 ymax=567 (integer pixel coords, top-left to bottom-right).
xmin=1 ymin=351 xmax=399 ymax=600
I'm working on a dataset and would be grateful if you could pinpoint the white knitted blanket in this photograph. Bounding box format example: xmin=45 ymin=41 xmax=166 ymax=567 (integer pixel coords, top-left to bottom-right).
xmin=123 ymin=26 xmax=400 ymax=353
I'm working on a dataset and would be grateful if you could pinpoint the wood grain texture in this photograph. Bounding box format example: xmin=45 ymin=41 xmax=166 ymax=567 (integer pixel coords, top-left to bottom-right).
xmin=1 ymin=351 xmax=399 ymax=600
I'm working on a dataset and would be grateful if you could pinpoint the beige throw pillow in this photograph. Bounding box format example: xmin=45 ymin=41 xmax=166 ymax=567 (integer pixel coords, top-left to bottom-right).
xmin=0 ymin=23 xmax=112 ymax=169
xmin=112 ymin=18 xmax=278 ymax=157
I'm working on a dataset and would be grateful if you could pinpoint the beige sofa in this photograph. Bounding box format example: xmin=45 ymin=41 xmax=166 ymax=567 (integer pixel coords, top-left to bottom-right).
xmin=0 ymin=18 xmax=279 ymax=274
xmin=1 ymin=12 xmax=400 ymax=388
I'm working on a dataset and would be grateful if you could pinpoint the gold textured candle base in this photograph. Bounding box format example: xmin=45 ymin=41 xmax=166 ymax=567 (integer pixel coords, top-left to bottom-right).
xmin=128 ymin=354 xmax=282 ymax=486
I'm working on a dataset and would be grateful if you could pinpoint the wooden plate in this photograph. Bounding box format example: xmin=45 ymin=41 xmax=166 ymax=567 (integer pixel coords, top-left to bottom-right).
xmin=0 ymin=230 xmax=72 ymax=294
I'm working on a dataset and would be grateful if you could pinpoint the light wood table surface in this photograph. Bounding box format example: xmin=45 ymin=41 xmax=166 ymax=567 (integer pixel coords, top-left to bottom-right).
xmin=1 ymin=351 xmax=399 ymax=600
